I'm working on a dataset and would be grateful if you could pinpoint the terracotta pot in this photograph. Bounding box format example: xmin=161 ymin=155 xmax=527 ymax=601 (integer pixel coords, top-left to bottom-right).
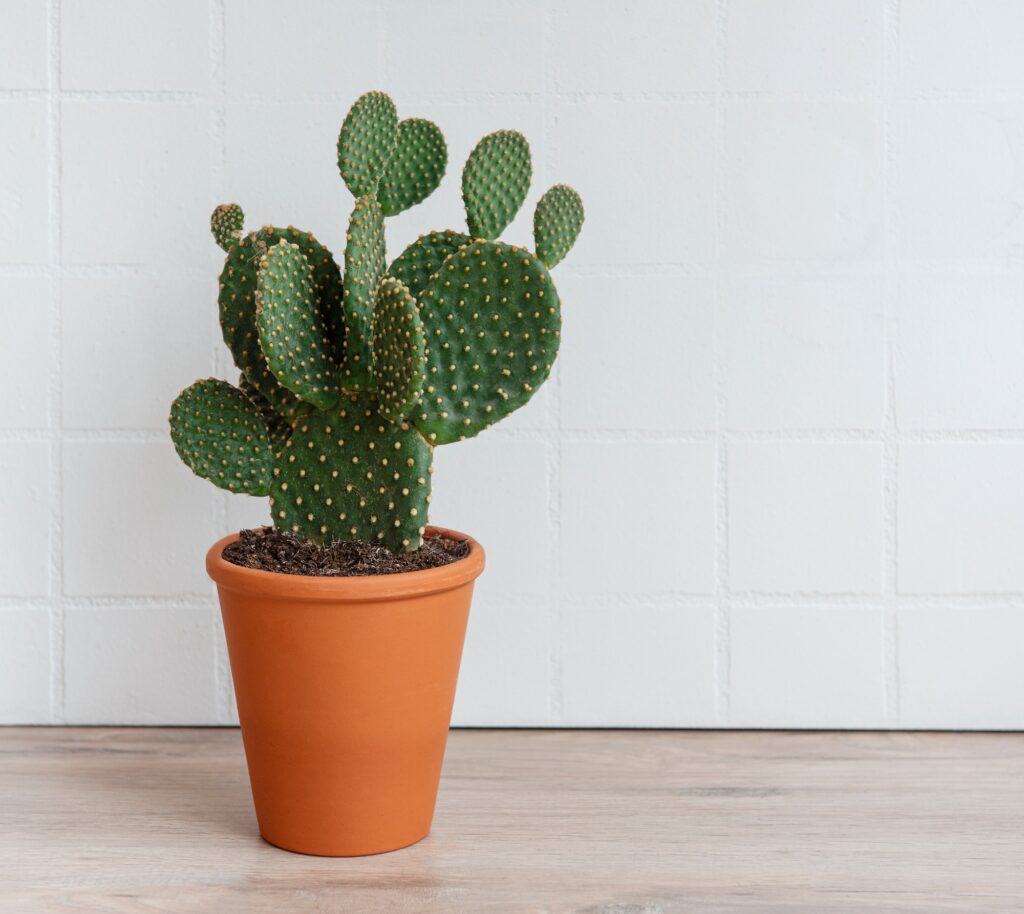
xmin=206 ymin=525 xmax=485 ymax=857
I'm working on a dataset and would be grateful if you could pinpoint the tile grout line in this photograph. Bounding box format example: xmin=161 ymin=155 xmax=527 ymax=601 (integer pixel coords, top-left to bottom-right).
xmin=881 ymin=0 xmax=901 ymax=725
xmin=7 ymin=86 xmax=1023 ymax=104
xmin=376 ymin=1 xmax=387 ymax=89
xmin=541 ymin=0 xmax=563 ymax=727
xmin=0 ymin=88 xmax=205 ymax=102
xmin=209 ymin=0 xmax=232 ymax=726
xmin=14 ymin=426 xmax=1024 ymax=444
xmin=2 ymin=258 xmax=1022 ymax=281
xmin=0 ymin=263 xmax=226 ymax=279
xmin=46 ymin=0 xmax=65 ymax=724
xmin=8 ymin=589 xmax=1024 ymax=614
xmin=711 ymin=0 xmax=731 ymax=725
xmin=8 ymin=596 xmax=219 ymax=612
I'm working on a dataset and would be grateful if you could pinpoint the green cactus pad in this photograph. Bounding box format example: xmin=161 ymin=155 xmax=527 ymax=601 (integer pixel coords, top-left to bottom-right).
xmin=219 ymin=225 xmax=344 ymax=418
xmin=337 ymin=90 xmax=398 ymax=199
xmin=255 ymin=240 xmax=341 ymax=410
xmin=342 ymin=197 xmax=386 ymax=388
xmin=414 ymin=240 xmax=560 ymax=445
xmin=210 ymin=203 xmax=245 ymax=252
xmin=169 ymin=378 xmax=274 ymax=496
xmin=270 ymin=392 xmax=433 ymax=551
xmin=462 ymin=130 xmax=532 ymax=240
xmin=533 ymin=184 xmax=584 ymax=268
xmin=372 ymin=277 xmax=427 ymax=422
xmin=385 ymin=229 xmax=471 ymax=300
xmin=171 ymin=91 xmax=585 ymax=552
xmin=377 ymin=118 xmax=448 ymax=217
xmin=239 ymin=373 xmax=293 ymax=453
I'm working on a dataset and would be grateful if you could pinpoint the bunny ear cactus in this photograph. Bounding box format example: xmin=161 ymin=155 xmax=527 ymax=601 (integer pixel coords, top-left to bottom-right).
xmin=210 ymin=203 xmax=245 ymax=252
xmin=533 ymin=184 xmax=585 ymax=268
xmin=462 ymin=130 xmax=532 ymax=240
xmin=255 ymin=240 xmax=342 ymax=409
xmin=170 ymin=90 xmax=584 ymax=552
xmin=336 ymin=91 xmax=398 ymax=198
xmin=340 ymin=196 xmax=386 ymax=389
xmin=170 ymin=378 xmax=275 ymax=496
xmin=217 ymin=222 xmax=343 ymax=418
xmin=413 ymin=240 xmax=560 ymax=444
xmin=378 ymin=118 xmax=448 ymax=217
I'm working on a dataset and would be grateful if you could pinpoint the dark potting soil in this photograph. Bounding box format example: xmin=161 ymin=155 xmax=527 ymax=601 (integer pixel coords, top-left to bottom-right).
xmin=221 ymin=526 xmax=470 ymax=577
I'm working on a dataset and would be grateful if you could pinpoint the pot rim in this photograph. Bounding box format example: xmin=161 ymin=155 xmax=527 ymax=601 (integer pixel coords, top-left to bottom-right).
xmin=206 ymin=524 xmax=485 ymax=602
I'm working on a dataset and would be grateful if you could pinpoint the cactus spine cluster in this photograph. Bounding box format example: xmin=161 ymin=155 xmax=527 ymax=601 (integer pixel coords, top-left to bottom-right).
xmin=171 ymin=91 xmax=584 ymax=553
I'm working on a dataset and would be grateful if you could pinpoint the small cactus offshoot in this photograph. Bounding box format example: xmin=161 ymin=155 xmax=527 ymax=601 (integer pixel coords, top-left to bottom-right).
xmin=170 ymin=90 xmax=584 ymax=553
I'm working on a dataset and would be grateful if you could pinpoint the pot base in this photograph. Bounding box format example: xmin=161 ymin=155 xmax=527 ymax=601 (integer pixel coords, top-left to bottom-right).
xmin=259 ymin=826 xmax=430 ymax=858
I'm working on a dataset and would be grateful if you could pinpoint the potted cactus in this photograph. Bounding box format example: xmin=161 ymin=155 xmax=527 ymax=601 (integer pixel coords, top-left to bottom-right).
xmin=169 ymin=91 xmax=582 ymax=857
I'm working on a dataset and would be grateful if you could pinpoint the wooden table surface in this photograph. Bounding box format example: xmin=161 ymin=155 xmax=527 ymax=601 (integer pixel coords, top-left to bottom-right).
xmin=1 ymin=728 xmax=1021 ymax=913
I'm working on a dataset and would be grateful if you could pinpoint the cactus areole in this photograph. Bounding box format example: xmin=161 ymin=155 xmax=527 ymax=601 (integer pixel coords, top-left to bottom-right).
xmin=171 ymin=90 xmax=584 ymax=557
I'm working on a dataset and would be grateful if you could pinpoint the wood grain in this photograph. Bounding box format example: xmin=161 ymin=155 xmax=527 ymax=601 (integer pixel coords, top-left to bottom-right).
xmin=0 ymin=728 xmax=1021 ymax=913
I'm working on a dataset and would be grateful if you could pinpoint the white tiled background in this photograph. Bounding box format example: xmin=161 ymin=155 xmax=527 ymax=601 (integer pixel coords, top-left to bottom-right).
xmin=3 ymin=0 xmax=1024 ymax=729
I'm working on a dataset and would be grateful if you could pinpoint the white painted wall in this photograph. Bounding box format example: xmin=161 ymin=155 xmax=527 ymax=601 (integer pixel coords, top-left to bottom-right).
xmin=3 ymin=0 xmax=1024 ymax=729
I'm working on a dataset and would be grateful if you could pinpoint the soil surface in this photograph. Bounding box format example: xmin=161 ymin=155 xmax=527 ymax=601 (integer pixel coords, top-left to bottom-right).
xmin=221 ymin=527 xmax=470 ymax=577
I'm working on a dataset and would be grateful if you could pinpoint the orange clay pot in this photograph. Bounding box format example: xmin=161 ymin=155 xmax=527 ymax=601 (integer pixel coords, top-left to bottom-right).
xmin=206 ymin=525 xmax=484 ymax=857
